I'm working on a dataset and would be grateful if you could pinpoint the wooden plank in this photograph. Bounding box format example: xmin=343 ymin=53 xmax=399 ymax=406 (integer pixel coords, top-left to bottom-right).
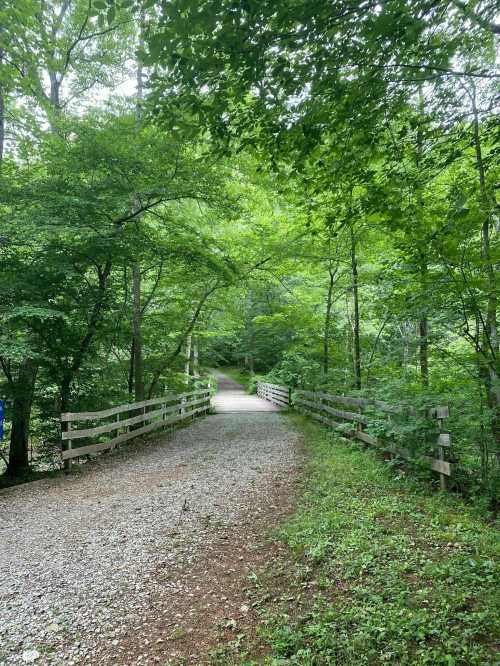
xmin=392 ymin=444 xmax=413 ymax=460
xmin=261 ymin=383 xmax=289 ymax=392
xmin=318 ymin=393 xmax=369 ymax=408
xmin=63 ymin=395 xmax=209 ymax=440
xmin=296 ymin=396 xmax=452 ymax=478
xmin=294 ymin=390 xmax=317 ymax=398
xmin=61 ymin=388 xmax=210 ymax=422
xmin=270 ymin=386 xmax=289 ymax=393
xmin=438 ymin=433 xmax=451 ymax=447
xmin=294 ymin=398 xmax=366 ymax=424
xmin=371 ymin=399 xmax=404 ymax=414
xmin=270 ymin=393 xmax=289 ymax=402
xmin=430 ymin=458 xmax=451 ymax=476
xmin=294 ymin=397 xmax=322 ymax=411
xmin=269 ymin=393 xmax=289 ymax=403
xmin=322 ymin=404 xmax=369 ymax=424
xmin=62 ymin=404 xmax=210 ymax=460
xmin=62 ymin=439 xmax=115 ymax=460
xmin=61 ymin=395 xmax=175 ymax=422
xmin=355 ymin=430 xmax=379 ymax=446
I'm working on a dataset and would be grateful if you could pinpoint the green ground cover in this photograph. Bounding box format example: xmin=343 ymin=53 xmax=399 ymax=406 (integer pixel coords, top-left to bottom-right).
xmin=218 ymin=416 xmax=499 ymax=665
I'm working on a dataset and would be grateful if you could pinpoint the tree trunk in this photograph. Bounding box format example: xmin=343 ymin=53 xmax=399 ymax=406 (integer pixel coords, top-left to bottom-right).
xmin=471 ymin=81 xmax=499 ymax=461
xmin=128 ymin=337 xmax=135 ymax=397
xmin=184 ymin=333 xmax=192 ymax=380
xmin=0 ymin=48 xmax=4 ymax=166
xmin=130 ymin=31 xmax=146 ymax=403
xmin=132 ymin=263 xmax=144 ymax=402
xmin=416 ymin=91 xmax=430 ymax=389
xmin=350 ymin=225 xmax=361 ymax=389
xmin=419 ymin=316 xmax=429 ymax=387
xmin=418 ymin=259 xmax=429 ymax=389
xmin=246 ymin=289 xmax=255 ymax=375
xmin=192 ymin=336 xmax=199 ymax=378
xmin=6 ymin=359 xmax=38 ymax=478
xmin=323 ymin=266 xmax=336 ymax=376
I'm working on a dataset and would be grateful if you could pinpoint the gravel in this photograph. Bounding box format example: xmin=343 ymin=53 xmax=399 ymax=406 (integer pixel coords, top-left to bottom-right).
xmin=0 ymin=412 xmax=300 ymax=665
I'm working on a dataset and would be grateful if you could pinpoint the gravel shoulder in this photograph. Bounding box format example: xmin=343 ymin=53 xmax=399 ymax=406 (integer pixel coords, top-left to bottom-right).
xmin=0 ymin=412 xmax=302 ymax=665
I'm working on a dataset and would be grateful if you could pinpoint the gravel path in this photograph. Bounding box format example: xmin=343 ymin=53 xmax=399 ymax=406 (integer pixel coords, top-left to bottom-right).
xmin=0 ymin=411 xmax=301 ymax=665
xmin=211 ymin=370 xmax=280 ymax=413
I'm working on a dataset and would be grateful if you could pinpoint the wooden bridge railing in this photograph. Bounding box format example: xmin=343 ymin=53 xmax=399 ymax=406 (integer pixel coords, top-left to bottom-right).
xmin=258 ymin=382 xmax=452 ymax=488
xmin=256 ymin=382 xmax=291 ymax=407
xmin=61 ymin=386 xmax=211 ymax=466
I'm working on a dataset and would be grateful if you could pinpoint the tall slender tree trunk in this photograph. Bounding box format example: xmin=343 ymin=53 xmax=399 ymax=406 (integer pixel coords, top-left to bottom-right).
xmin=132 ymin=263 xmax=144 ymax=402
xmin=6 ymin=360 xmax=38 ymax=478
xmin=419 ymin=315 xmax=429 ymax=387
xmin=418 ymin=254 xmax=429 ymax=389
xmin=2 ymin=58 xmax=38 ymax=476
xmin=0 ymin=48 xmax=4 ymax=166
xmin=471 ymin=81 xmax=499 ymax=460
xmin=323 ymin=266 xmax=336 ymax=376
xmin=416 ymin=88 xmax=430 ymax=389
xmin=192 ymin=336 xmax=199 ymax=378
xmin=245 ymin=290 xmax=255 ymax=375
xmin=130 ymin=26 xmax=146 ymax=402
xmin=128 ymin=338 xmax=135 ymax=397
xmin=184 ymin=333 xmax=192 ymax=380
xmin=350 ymin=225 xmax=361 ymax=389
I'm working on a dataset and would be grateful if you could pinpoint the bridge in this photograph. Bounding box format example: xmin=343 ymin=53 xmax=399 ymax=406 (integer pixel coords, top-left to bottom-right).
xmin=0 ymin=372 xmax=299 ymax=665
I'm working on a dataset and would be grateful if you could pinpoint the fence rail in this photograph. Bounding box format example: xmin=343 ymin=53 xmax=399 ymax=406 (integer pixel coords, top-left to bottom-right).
xmin=256 ymin=382 xmax=291 ymax=407
xmin=258 ymin=382 xmax=452 ymax=487
xmin=61 ymin=387 xmax=211 ymax=465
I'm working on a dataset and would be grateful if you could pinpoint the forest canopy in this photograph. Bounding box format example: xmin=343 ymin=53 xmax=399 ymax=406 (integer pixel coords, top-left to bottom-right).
xmin=0 ymin=0 xmax=498 ymax=503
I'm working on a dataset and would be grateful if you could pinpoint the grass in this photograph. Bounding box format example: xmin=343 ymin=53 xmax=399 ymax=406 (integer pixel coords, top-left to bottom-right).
xmin=217 ymin=416 xmax=500 ymax=665
xmin=220 ymin=366 xmax=254 ymax=391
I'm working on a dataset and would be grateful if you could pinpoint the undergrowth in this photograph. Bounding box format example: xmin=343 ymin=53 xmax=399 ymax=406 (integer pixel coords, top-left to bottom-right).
xmin=218 ymin=416 xmax=499 ymax=665
xmin=220 ymin=367 xmax=261 ymax=393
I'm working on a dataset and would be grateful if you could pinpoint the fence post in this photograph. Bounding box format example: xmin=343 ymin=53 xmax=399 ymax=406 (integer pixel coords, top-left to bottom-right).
xmin=64 ymin=418 xmax=72 ymax=472
xmin=435 ymin=406 xmax=450 ymax=491
xmin=114 ymin=411 xmax=120 ymax=450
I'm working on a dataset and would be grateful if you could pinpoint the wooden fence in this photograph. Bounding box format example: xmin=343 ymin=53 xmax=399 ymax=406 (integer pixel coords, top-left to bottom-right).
xmin=61 ymin=387 xmax=211 ymax=466
xmin=257 ymin=382 xmax=291 ymax=408
xmin=294 ymin=389 xmax=452 ymax=488
xmin=258 ymin=382 xmax=452 ymax=488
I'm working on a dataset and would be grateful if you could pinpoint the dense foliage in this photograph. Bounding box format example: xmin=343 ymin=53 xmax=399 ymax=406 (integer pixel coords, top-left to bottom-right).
xmin=1 ymin=1 xmax=498 ymax=508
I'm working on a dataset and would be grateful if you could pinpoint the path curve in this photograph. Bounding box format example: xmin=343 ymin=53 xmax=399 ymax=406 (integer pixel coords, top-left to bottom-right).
xmin=0 ymin=379 xmax=300 ymax=665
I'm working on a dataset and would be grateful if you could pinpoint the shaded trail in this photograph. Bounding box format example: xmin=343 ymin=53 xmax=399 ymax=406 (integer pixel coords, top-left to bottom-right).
xmin=0 ymin=373 xmax=300 ymax=665
xmin=210 ymin=369 xmax=280 ymax=413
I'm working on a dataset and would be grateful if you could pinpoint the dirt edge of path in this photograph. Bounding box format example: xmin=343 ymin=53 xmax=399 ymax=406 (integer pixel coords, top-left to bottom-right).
xmin=98 ymin=459 xmax=305 ymax=666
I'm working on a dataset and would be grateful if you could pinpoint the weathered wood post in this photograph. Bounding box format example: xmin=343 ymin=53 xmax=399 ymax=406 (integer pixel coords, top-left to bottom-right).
xmin=114 ymin=411 xmax=120 ymax=450
xmin=64 ymin=418 xmax=72 ymax=472
xmin=436 ymin=406 xmax=450 ymax=491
